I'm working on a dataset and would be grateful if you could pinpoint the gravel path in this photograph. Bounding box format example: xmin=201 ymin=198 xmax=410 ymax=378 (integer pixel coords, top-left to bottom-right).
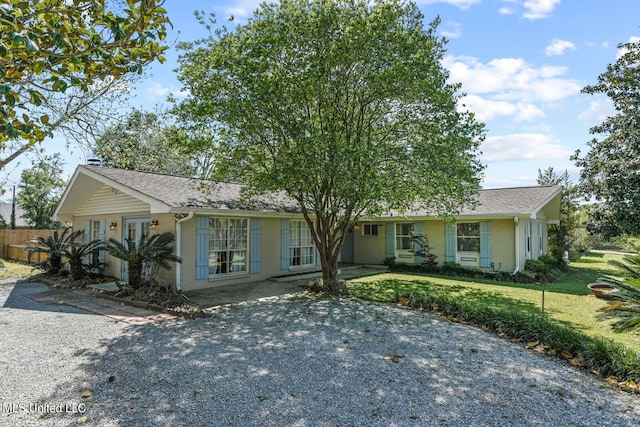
xmin=1 ymin=279 xmax=640 ymax=426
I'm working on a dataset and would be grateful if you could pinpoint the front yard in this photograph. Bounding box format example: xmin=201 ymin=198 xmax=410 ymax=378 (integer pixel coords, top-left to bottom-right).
xmin=351 ymin=251 xmax=640 ymax=354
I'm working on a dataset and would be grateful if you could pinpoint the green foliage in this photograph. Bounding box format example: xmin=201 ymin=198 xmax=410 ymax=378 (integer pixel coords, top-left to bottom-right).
xmin=16 ymin=154 xmax=66 ymax=229
xmin=62 ymin=238 xmax=104 ymax=280
xmin=105 ymin=232 xmax=181 ymax=290
xmin=353 ymin=279 xmax=640 ymax=382
xmin=0 ymin=0 xmax=170 ymax=146
xmin=537 ymin=167 xmax=580 ymax=259
xmin=173 ymin=0 xmax=484 ymax=281
xmin=304 ymin=278 xmax=348 ymax=294
xmin=22 ymin=227 xmax=82 ymax=274
xmin=92 ymin=109 xmax=201 ymax=177
xmin=571 ymin=38 xmax=640 ymax=237
xmin=410 ymin=234 xmax=438 ymax=267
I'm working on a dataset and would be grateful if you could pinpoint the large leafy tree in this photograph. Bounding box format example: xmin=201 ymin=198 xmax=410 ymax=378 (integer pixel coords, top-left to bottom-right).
xmin=572 ymin=38 xmax=640 ymax=237
xmin=17 ymin=153 xmax=66 ymax=229
xmin=537 ymin=167 xmax=579 ymax=260
xmin=173 ymin=0 xmax=484 ymax=283
xmin=0 ymin=0 xmax=170 ymax=168
xmin=92 ymin=109 xmax=198 ymax=176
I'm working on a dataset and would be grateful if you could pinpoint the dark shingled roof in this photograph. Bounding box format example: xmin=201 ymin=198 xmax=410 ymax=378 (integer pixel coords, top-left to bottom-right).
xmin=80 ymin=166 xmax=561 ymax=217
xmin=83 ymin=165 xmax=299 ymax=212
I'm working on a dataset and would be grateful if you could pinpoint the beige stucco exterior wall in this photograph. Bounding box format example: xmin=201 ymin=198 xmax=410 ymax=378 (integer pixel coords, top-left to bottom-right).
xmin=353 ymin=221 xmax=386 ymax=265
xmin=491 ymin=219 xmax=515 ymax=272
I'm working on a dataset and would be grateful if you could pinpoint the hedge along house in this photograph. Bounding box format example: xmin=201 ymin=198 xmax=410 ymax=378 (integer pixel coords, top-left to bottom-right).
xmin=55 ymin=165 xmax=562 ymax=291
xmin=350 ymin=185 xmax=562 ymax=274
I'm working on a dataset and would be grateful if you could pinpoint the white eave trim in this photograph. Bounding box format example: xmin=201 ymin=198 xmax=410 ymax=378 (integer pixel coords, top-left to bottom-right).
xmin=530 ymin=187 xmax=563 ymax=220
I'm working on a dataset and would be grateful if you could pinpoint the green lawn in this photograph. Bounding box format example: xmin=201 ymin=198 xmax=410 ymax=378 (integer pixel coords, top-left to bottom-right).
xmin=350 ymin=252 xmax=640 ymax=353
xmin=0 ymin=259 xmax=39 ymax=280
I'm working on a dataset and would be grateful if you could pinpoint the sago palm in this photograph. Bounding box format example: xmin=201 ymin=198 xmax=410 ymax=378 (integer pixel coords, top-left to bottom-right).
xmin=105 ymin=232 xmax=181 ymax=290
xmin=22 ymin=227 xmax=83 ymax=274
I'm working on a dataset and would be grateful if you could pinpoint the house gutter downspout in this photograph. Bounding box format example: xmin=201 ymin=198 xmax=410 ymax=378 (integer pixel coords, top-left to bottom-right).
xmin=513 ymin=216 xmax=520 ymax=274
xmin=175 ymin=211 xmax=194 ymax=293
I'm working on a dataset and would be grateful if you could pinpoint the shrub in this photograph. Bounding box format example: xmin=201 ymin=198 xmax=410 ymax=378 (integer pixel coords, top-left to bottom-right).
xmin=304 ymin=278 xmax=348 ymax=294
xmin=355 ymin=279 xmax=640 ymax=383
xmin=525 ymin=259 xmax=547 ymax=274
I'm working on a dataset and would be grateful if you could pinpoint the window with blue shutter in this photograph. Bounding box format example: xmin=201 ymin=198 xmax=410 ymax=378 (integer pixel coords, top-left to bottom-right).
xmin=385 ymin=223 xmax=395 ymax=259
xmin=445 ymin=223 xmax=456 ymax=262
xmin=479 ymin=221 xmax=492 ymax=268
xmin=196 ymin=216 xmax=209 ymax=279
xmin=250 ymin=218 xmax=261 ymax=273
xmin=413 ymin=222 xmax=424 ymax=264
xmin=281 ymin=219 xmax=290 ymax=270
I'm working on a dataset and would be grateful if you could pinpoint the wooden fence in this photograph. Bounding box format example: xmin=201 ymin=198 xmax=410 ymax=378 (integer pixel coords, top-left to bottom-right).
xmin=0 ymin=229 xmax=62 ymax=264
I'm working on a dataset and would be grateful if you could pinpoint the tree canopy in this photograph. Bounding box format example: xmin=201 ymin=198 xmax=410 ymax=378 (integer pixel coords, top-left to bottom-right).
xmin=173 ymin=0 xmax=485 ymax=282
xmin=17 ymin=153 xmax=66 ymax=229
xmin=572 ymin=38 xmax=640 ymax=237
xmin=0 ymin=0 xmax=170 ymax=167
xmin=92 ymin=109 xmax=198 ymax=176
xmin=537 ymin=167 xmax=579 ymax=260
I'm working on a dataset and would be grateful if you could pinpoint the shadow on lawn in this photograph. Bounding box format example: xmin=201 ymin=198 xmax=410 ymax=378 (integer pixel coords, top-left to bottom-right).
xmin=31 ymin=298 xmax=640 ymax=426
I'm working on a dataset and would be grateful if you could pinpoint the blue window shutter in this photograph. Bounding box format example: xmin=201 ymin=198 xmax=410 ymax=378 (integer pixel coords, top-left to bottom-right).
xmin=98 ymin=219 xmax=106 ymax=264
xmin=196 ymin=216 xmax=209 ymax=279
xmin=413 ymin=222 xmax=424 ymax=264
xmin=480 ymin=221 xmax=492 ymax=268
xmin=281 ymin=219 xmax=290 ymax=270
xmin=250 ymin=218 xmax=261 ymax=274
xmin=445 ymin=223 xmax=456 ymax=263
xmin=385 ymin=223 xmax=395 ymax=259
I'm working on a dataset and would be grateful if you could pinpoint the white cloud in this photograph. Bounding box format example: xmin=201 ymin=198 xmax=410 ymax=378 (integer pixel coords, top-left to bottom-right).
xmin=578 ymin=98 xmax=615 ymax=123
xmin=443 ymin=55 xmax=582 ymax=103
xmin=440 ymin=21 xmax=462 ymax=39
xmin=523 ymin=0 xmax=560 ymax=19
xmin=460 ymin=95 xmax=544 ymax=122
xmin=481 ymin=133 xmax=571 ymax=162
xmin=144 ymin=82 xmax=171 ymax=99
xmin=545 ymin=39 xmax=576 ymax=57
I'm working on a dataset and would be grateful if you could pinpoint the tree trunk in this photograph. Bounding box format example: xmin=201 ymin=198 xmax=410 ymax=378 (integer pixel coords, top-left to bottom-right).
xmin=129 ymin=259 xmax=143 ymax=289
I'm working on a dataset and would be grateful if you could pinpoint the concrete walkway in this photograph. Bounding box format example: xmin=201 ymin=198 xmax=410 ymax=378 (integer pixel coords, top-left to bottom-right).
xmin=184 ymin=266 xmax=385 ymax=308
xmin=27 ymin=287 xmax=176 ymax=325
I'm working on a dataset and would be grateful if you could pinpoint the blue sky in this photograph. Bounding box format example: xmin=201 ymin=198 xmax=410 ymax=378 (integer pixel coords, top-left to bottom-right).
xmin=6 ymin=0 xmax=639 ymax=192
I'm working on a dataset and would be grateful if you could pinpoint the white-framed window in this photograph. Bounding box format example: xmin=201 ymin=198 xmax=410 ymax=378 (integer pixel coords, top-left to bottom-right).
xmin=525 ymin=220 xmax=532 ymax=260
xmin=538 ymin=223 xmax=544 ymax=256
xmin=209 ymin=218 xmax=248 ymax=276
xmin=290 ymin=220 xmax=315 ymax=266
xmin=457 ymin=223 xmax=480 ymax=252
xmin=396 ymin=223 xmax=413 ymax=250
xmin=364 ymin=224 xmax=379 ymax=236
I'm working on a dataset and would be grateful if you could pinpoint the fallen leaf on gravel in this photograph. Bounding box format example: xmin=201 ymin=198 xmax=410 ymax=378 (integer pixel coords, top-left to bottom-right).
xmin=76 ymin=416 xmax=87 ymax=424
xmin=398 ymin=299 xmax=409 ymax=306
xmin=560 ymin=350 xmax=573 ymax=360
xmin=81 ymin=389 xmax=93 ymax=398
xmin=526 ymin=341 xmax=539 ymax=349
xmin=605 ymin=376 xmax=619 ymax=385
xmin=58 ymin=300 xmax=65 ymax=304
xmin=384 ymin=354 xmax=405 ymax=363
xmin=534 ymin=345 xmax=547 ymax=354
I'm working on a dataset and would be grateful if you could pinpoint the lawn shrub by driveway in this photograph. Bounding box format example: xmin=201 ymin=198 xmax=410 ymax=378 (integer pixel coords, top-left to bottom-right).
xmin=352 ymin=278 xmax=640 ymax=386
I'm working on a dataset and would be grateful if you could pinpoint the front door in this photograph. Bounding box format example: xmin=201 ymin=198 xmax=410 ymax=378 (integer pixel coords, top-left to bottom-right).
xmin=122 ymin=216 xmax=151 ymax=282
xmin=340 ymin=226 xmax=355 ymax=264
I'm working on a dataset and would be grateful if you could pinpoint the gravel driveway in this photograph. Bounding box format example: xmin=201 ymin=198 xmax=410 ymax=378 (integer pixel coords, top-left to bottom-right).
xmin=1 ymin=279 xmax=640 ymax=426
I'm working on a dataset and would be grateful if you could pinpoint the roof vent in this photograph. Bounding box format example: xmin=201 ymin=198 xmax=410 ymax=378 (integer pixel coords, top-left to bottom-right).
xmin=87 ymin=158 xmax=102 ymax=166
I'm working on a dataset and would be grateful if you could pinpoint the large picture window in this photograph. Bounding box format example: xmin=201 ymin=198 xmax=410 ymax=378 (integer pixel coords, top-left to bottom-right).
xmin=457 ymin=223 xmax=480 ymax=252
xmin=396 ymin=223 xmax=414 ymax=250
xmin=290 ymin=220 xmax=315 ymax=266
xmin=209 ymin=218 xmax=248 ymax=275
